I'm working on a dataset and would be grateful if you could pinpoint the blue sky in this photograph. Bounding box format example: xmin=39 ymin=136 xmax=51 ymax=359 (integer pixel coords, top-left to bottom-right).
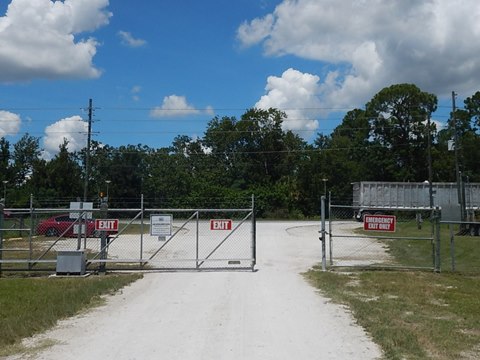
xmin=1 ymin=0 xmax=479 ymax=158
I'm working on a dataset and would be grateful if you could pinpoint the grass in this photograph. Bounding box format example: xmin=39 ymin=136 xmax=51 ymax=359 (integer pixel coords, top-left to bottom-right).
xmin=386 ymin=221 xmax=480 ymax=272
xmin=305 ymin=269 xmax=480 ymax=360
xmin=0 ymin=273 xmax=142 ymax=356
xmin=378 ymin=220 xmax=436 ymax=269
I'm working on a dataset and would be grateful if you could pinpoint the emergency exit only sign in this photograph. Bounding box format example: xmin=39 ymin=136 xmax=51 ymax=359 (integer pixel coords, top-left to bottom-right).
xmin=363 ymin=214 xmax=396 ymax=232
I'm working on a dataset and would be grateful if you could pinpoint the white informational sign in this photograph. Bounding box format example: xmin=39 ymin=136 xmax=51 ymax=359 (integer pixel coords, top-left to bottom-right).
xmin=73 ymin=224 xmax=87 ymax=235
xmin=150 ymin=214 xmax=172 ymax=237
xmin=69 ymin=202 xmax=93 ymax=219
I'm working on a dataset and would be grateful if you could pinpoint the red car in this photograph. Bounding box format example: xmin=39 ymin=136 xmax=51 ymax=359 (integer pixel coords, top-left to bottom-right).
xmin=37 ymin=214 xmax=97 ymax=237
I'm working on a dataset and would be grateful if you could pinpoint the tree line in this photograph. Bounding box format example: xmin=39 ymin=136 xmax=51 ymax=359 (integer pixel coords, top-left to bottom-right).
xmin=1 ymin=83 xmax=479 ymax=217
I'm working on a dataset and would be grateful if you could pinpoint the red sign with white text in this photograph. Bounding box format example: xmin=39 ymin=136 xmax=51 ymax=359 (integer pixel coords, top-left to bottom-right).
xmin=363 ymin=215 xmax=396 ymax=232
xmin=95 ymin=219 xmax=119 ymax=231
xmin=210 ymin=219 xmax=232 ymax=230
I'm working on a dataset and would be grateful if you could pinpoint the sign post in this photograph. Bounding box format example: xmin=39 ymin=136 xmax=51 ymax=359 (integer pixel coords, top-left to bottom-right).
xmin=70 ymin=201 xmax=93 ymax=250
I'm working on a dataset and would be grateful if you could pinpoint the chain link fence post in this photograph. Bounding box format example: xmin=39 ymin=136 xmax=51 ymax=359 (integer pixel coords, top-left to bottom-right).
xmin=99 ymin=197 xmax=108 ymax=273
xmin=251 ymin=194 xmax=256 ymax=271
xmin=449 ymin=223 xmax=456 ymax=272
xmin=320 ymin=196 xmax=327 ymax=271
xmin=140 ymin=194 xmax=144 ymax=267
xmin=28 ymin=195 xmax=34 ymax=270
xmin=328 ymin=192 xmax=333 ymax=266
xmin=0 ymin=200 xmax=4 ymax=277
xmin=434 ymin=208 xmax=441 ymax=272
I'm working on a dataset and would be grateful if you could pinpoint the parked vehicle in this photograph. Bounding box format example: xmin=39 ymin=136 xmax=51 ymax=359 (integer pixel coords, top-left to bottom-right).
xmin=36 ymin=214 xmax=96 ymax=237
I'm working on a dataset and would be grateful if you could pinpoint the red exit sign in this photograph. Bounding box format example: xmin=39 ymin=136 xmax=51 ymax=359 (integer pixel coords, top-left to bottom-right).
xmin=363 ymin=215 xmax=396 ymax=232
xmin=210 ymin=219 xmax=232 ymax=230
xmin=95 ymin=219 xmax=119 ymax=231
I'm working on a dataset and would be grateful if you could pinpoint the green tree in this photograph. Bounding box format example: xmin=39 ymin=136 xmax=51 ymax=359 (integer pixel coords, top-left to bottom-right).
xmin=12 ymin=134 xmax=42 ymax=186
xmin=461 ymin=92 xmax=480 ymax=181
xmin=45 ymin=140 xmax=83 ymax=199
xmin=0 ymin=137 xmax=10 ymax=182
xmin=366 ymin=84 xmax=437 ymax=181
xmin=203 ymin=114 xmax=249 ymax=189
xmin=329 ymin=108 xmax=375 ymax=183
xmin=202 ymin=108 xmax=307 ymax=214
xmin=204 ymin=108 xmax=306 ymax=186
xmin=106 ymin=144 xmax=151 ymax=207
xmin=436 ymin=91 xmax=480 ymax=183
xmin=144 ymin=137 xmax=196 ymax=207
xmin=85 ymin=141 xmax=118 ymax=201
xmin=464 ymin=91 xmax=480 ymax=128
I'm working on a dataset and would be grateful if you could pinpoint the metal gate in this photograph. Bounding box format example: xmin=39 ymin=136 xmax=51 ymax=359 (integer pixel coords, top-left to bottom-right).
xmin=0 ymin=205 xmax=256 ymax=274
xmin=90 ymin=208 xmax=256 ymax=271
xmin=327 ymin=204 xmax=437 ymax=270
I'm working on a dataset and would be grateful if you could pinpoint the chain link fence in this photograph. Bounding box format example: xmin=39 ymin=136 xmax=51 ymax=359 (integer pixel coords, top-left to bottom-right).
xmin=0 ymin=197 xmax=256 ymax=275
xmin=328 ymin=205 xmax=437 ymax=270
xmin=439 ymin=220 xmax=480 ymax=273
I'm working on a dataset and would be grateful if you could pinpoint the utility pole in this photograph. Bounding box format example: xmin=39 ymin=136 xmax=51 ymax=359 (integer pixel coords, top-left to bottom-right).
xmin=452 ymin=91 xmax=465 ymax=222
xmin=83 ymin=99 xmax=93 ymax=202
xmin=427 ymin=115 xmax=434 ymax=209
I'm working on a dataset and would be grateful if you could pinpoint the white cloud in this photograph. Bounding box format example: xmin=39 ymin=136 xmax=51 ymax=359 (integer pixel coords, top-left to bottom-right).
xmin=43 ymin=115 xmax=87 ymax=159
xmin=256 ymin=68 xmax=320 ymax=138
xmin=239 ymin=0 xmax=480 ymax=110
xmin=0 ymin=110 xmax=21 ymax=136
xmin=0 ymin=0 xmax=112 ymax=82
xmin=150 ymin=95 xmax=213 ymax=118
xmin=118 ymin=30 xmax=146 ymax=48
xmin=237 ymin=14 xmax=274 ymax=48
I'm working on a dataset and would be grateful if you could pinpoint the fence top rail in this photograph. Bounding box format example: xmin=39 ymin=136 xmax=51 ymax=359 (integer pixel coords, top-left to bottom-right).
xmin=101 ymin=208 xmax=142 ymax=212
xmin=3 ymin=207 xmax=253 ymax=213
xmin=0 ymin=228 xmax=30 ymax=231
xmin=330 ymin=204 xmax=437 ymax=211
xmin=440 ymin=220 xmax=480 ymax=225
xmin=30 ymin=208 xmax=107 ymax=213
xmin=144 ymin=208 xmax=252 ymax=213
xmin=332 ymin=234 xmax=433 ymax=241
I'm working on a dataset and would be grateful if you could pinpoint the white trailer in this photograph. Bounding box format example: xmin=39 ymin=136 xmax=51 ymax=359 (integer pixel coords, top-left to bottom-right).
xmin=352 ymin=181 xmax=480 ymax=227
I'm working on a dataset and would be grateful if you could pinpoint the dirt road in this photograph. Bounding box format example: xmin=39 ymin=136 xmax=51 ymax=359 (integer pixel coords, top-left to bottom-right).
xmin=14 ymin=221 xmax=381 ymax=359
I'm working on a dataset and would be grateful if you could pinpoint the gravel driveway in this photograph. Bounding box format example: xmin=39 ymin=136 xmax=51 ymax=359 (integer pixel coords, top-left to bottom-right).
xmin=13 ymin=221 xmax=381 ymax=360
